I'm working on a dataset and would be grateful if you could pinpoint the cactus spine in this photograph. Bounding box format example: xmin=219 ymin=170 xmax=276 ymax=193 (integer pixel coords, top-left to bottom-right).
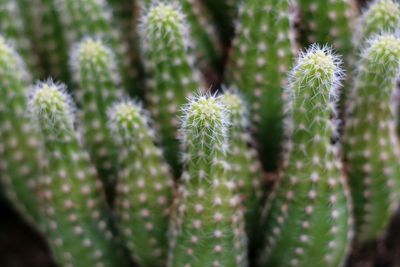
xmin=70 ymin=38 xmax=122 ymax=202
xmin=29 ymin=81 xmax=128 ymax=267
xmin=343 ymin=34 xmax=400 ymax=244
xmin=298 ymin=0 xmax=356 ymax=62
xmin=168 ymin=95 xmax=248 ymax=267
xmin=226 ymin=0 xmax=296 ymax=171
xmin=258 ymin=46 xmax=352 ymax=267
xmin=56 ymin=0 xmax=137 ymax=95
xmin=220 ymin=91 xmax=264 ymax=247
xmin=109 ymin=100 xmax=173 ymax=267
xmin=140 ymin=2 xmax=202 ymax=176
xmin=0 ymin=36 xmax=41 ymax=223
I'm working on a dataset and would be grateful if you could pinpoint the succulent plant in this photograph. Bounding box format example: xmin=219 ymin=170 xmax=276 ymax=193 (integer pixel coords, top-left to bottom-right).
xmin=29 ymin=81 xmax=128 ymax=267
xmin=0 ymin=36 xmax=42 ymax=224
xmin=225 ymin=0 xmax=296 ymax=171
xmin=139 ymin=2 xmax=202 ymax=176
xmin=343 ymin=34 xmax=400 ymax=244
xmin=70 ymin=38 xmax=122 ymax=203
xmin=109 ymin=100 xmax=174 ymax=267
xmin=168 ymin=94 xmax=248 ymax=267
xmin=219 ymin=90 xmax=265 ymax=249
xmin=258 ymin=46 xmax=352 ymax=267
xmin=56 ymin=0 xmax=137 ymax=95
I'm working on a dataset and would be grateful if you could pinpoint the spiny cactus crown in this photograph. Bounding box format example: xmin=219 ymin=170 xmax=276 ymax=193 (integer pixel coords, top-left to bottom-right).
xmin=291 ymin=45 xmax=342 ymax=101
xmin=30 ymin=81 xmax=74 ymax=131
xmin=364 ymin=34 xmax=400 ymax=69
xmin=0 ymin=36 xmax=30 ymax=82
xmin=359 ymin=0 xmax=400 ymax=39
xmin=181 ymin=94 xmax=228 ymax=147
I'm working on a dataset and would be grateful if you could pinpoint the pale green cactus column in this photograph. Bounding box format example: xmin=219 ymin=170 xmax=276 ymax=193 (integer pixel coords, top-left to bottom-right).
xmin=225 ymin=0 xmax=296 ymax=171
xmin=29 ymin=81 xmax=129 ymax=267
xmin=168 ymin=95 xmax=248 ymax=267
xmin=56 ymin=0 xmax=138 ymax=95
xmin=220 ymin=90 xmax=265 ymax=248
xmin=0 ymin=36 xmax=42 ymax=224
xmin=109 ymin=100 xmax=174 ymax=267
xmin=70 ymin=38 xmax=122 ymax=202
xmin=140 ymin=2 xmax=202 ymax=176
xmin=298 ymin=0 xmax=356 ymax=63
xmin=343 ymin=34 xmax=400 ymax=244
xmin=258 ymin=46 xmax=352 ymax=267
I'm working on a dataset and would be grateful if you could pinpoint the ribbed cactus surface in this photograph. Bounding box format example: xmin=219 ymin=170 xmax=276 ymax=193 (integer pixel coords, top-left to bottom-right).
xmin=343 ymin=34 xmax=400 ymax=244
xmin=258 ymin=47 xmax=352 ymax=267
xmin=168 ymin=95 xmax=248 ymax=267
xmin=29 ymin=81 xmax=128 ymax=267
xmin=109 ymin=100 xmax=173 ymax=267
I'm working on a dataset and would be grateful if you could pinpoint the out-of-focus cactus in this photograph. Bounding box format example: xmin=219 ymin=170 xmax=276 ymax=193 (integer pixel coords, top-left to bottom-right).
xmin=109 ymin=100 xmax=174 ymax=267
xmin=343 ymin=34 xmax=400 ymax=244
xmin=298 ymin=0 xmax=356 ymax=63
xmin=168 ymin=95 xmax=248 ymax=267
xmin=70 ymin=38 xmax=122 ymax=203
xmin=29 ymin=81 xmax=128 ymax=267
xmin=0 ymin=0 xmax=42 ymax=77
xmin=258 ymin=46 xmax=352 ymax=267
xmin=56 ymin=0 xmax=138 ymax=96
xmin=220 ymin=90 xmax=264 ymax=248
xmin=139 ymin=2 xmax=202 ymax=176
xmin=225 ymin=0 xmax=296 ymax=171
xmin=0 ymin=36 xmax=41 ymax=224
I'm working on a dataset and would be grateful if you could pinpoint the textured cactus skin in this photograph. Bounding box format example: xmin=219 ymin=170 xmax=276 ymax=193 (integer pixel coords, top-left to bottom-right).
xmin=168 ymin=95 xmax=248 ymax=267
xmin=29 ymin=81 xmax=128 ymax=267
xmin=220 ymin=91 xmax=264 ymax=247
xmin=70 ymin=38 xmax=122 ymax=202
xmin=356 ymin=0 xmax=400 ymax=45
xmin=109 ymin=100 xmax=174 ymax=267
xmin=0 ymin=36 xmax=41 ymax=223
xmin=140 ymin=2 xmax=202 ymax=176
xmin=343 ymin=35 xmax=400 ymax=244
xmin=225 ymin=0 xmax=296 ymax=171
xmin=298 ymin=0 xmax=356 ymax=62
xmin=56 ymin=0 xmax=137 ymax=96
xmin=258 ymin=47 xmax=352 ymax=267
xmin=0 ymin=0 xmax=42 ymax=77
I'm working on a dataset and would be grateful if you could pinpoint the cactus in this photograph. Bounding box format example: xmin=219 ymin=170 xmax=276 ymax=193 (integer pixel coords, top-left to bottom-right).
xmin=109 ymin=100 xmax=174 ymax=267
xmin=0 ymin=36 xmax=41 ymax=224
xmin=297 ymin=0 xmax=356 ymax=63
xmin=219 ymin=90 xmax=264 ymax=248
xmin=355 ymin=0 xmax=400 ymax=46
xmin=0 ymin=0 xmax=42 ymax=77
xmin=140 ymin=2 xmax=202 ymax=176
xmin=70 ymin=38 xmax=122 ymax=203
xmin=56 ymin=0 xmax=138 ymax=96
xmin=225 ymin=0 xmax=296 ymax=171
xmin=342 ymin=34 xmax=400 ymax=244
xmin=168 ymin=94 xmax=248 ymax=267
xmin=29 ymin=81 xmax=128 ymax=267
xmin=258 ymin=46 xmax=352 ymax=267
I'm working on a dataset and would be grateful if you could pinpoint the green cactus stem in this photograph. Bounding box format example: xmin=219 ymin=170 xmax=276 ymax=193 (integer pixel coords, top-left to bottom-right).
xmin=258 ymin=46 xmax=352 ymax=267
xmin=168 ymin=94 xmax=248 ymax=267
xmin=0 ymin=36 xmax=41 ymax=224
xmin=343 ymin=34 xmax=400 ymax=244
xmin=29 ymin=81 xmax=128 ymax=267
xmin=225 ymin=0 xmax=296 ymax=171
xmin=0 ymin=0 xmax=42 ymax=77
xmin=70 ymin=38 xmax=122 ymax=203
xmin=140 ymin=2 xmax=202 ymax=177
xmin=109 ymin=100 xmax=174 ymax=267
xmin=297 ymin=0 xmax=356 ymax=63
xmin=56 ymin=0 xmax=138 ymax=96
xmin=220 ymin=90 xmax=265 ymax=248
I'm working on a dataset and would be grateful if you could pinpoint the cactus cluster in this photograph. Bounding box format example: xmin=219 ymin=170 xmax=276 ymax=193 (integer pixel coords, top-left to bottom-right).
xmin=1 ymin=0 xmax=400 ymax=267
